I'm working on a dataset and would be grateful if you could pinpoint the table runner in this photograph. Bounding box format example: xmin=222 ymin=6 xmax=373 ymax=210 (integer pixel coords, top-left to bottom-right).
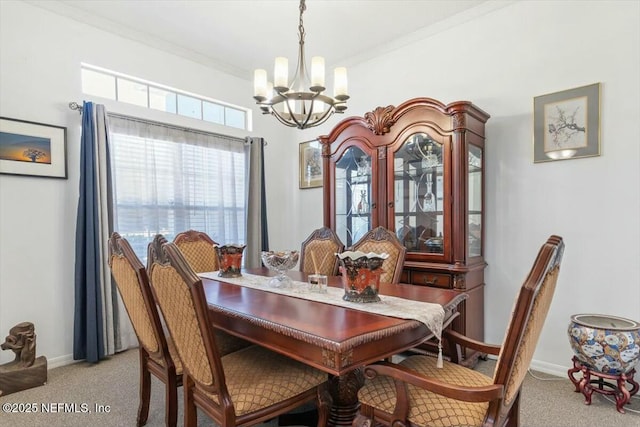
xmin=198 ymin=271 xmax=446 ymax=366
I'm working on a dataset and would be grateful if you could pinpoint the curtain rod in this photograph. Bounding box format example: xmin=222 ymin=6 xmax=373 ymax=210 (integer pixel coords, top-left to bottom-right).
xmin=67 ymin=101 xmax=248 ymax=144
xmin=68 ymin=101 xmax=82 ymax=114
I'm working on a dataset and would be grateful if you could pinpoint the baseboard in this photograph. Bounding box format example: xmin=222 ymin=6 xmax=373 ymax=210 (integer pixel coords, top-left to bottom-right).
xmin=485 ymin=354 xmax=568 ymax=378
xmin=46 ymin=354 xmax=79 ymax=369
xmin=529 ymin=358 xmax=569 ymax=378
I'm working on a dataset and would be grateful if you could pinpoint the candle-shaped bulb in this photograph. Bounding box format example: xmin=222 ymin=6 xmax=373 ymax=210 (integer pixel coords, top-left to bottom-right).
xmin=253 ymin=69 xmax=267 ymax=99
xmin=334 ymin=67 xmax=348 ymax=100
xmin=310 ymin=56 xmax=325 ymax=90
xmin=274 ymin=57 xmax=289 ymax=90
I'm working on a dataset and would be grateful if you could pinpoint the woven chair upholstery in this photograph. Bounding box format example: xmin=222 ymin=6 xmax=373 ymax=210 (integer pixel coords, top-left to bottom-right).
xmin=359 ymin=357 xmax=492 ymax=426
xmin=354 ymin=235 xmax=565 ymax=427
xmin=173 ymin=229 xmax=219 ymax=273
xmin=108 ymin=232 xmax=182 ymax=427
xmin=350 ymin=226 xmax=407 ymax=284
xmin=300 ymin=227 xmax=345 ymax=276
xmin=173 ymin=230 xmax=252 ymax=356
xmin=147 ymin=237 xmax=331 ymax=427
xmin=202 ymin=345 xmax=329 ymax=416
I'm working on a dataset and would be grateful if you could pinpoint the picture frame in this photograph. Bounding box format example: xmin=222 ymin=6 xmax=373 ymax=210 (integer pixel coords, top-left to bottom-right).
xmin=533 ymin=83 xmax=600 ymax=163
xmin=299 ymin=139 xmax=323 ymax=189
xmin=0 ymin=117 xmax=67 ymax=178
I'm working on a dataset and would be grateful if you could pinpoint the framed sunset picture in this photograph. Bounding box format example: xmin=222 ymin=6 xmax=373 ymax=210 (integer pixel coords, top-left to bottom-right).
xmin=0 ymin=117 xmax=67 ymax=178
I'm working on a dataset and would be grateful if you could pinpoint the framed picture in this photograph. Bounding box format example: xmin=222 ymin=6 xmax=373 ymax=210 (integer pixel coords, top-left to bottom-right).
xmin=0 ymin=117 xmax=67 ymax=178
xmin=533 ymin=83 xmax=600 ymax=162
xmin=299 ymin=139 xmax=323 ymax=189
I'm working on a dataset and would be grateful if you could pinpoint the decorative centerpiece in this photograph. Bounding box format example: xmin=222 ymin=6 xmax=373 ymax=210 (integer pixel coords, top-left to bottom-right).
xmin=337 ymin=251 xmax=389 ymax=303
xmin=261 ymin=250 xmax=299 ymax=288
xmin=214 ymin=244 xmax=246 ymax=278
xmin=568 ymin=313 xmax=640 ymax=375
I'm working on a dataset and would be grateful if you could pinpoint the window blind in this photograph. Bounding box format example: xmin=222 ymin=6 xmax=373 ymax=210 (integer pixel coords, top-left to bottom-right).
xmin=108 ymin=114 xmax=248 ymax=261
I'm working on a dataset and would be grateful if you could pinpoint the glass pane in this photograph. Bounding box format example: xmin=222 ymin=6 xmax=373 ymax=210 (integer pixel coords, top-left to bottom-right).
xmin=225 ymin=107 xmax=246 ymax=129
xmin=117 ymin=78 xmax=148 ymax=107
xmin=335 ymin=146 xmax=371 ymax=247
xmin=177 ymin=94 xmax=202 ymax=119
xmin=394 ymin=133 xmax=444 ymax=254
xmin=203 ymin=101 xmax=224 ymax=124
xmin=468 ymin=144 xmax=482 ymax=257
xmin=81 ymin=68 xmax=116 ymax=99
xmin=149 ymin=87 xmax=177 ymax=113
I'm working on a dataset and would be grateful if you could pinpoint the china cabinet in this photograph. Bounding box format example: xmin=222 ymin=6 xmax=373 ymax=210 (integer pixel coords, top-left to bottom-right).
xmin=319 ymin=97 xmax=489 ymax=364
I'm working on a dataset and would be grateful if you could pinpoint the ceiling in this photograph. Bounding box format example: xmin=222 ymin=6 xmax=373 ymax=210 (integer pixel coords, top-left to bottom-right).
xmin=28 ymin=0 xmax=497 ymax=80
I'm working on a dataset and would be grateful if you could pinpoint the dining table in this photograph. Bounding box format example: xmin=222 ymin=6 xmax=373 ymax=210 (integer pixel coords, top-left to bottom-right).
xmin=200 ymin=267 xmax=467 ymax=426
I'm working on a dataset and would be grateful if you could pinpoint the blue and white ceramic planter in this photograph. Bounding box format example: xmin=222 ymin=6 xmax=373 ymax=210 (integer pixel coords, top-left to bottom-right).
xmin=568 ymin=314 xmax=640 ymax=375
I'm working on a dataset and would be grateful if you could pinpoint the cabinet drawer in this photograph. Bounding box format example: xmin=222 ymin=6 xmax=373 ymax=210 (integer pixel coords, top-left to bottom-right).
xmin=411 ymin=272 xmax=452 ymax=289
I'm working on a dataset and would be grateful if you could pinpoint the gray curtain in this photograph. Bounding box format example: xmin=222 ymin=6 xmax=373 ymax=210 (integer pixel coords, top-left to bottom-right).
xmin=245 ymin=137 xmax=269 ymax=268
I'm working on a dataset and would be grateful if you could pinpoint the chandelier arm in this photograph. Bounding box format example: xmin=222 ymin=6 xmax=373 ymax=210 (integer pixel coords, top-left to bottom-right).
xmin=270 ymin=110 xmax=298 ymax=128
xmin=283 ymin=96 xmax=305 ymax=128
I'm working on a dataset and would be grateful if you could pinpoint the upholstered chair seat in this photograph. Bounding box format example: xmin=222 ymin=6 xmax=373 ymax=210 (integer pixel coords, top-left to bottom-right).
xmin=353 ymin=235 xmax=565 ymax=427
xmin=358 ymin=355 xmax=492 ymax=426
xmin=201 ymin=345 xmax=328 ymax=416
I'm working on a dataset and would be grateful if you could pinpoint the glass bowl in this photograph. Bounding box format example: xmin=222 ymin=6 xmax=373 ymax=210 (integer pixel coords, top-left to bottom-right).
xmin=261 ymin=250 xmax=300 ymax=288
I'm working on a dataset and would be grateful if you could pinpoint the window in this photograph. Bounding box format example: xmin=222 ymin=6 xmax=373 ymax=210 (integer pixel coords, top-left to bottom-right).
xmin=108 ymin=115 xmax=248 ymax=261
xmin=81 ymin=64 xmax=250 ymax=130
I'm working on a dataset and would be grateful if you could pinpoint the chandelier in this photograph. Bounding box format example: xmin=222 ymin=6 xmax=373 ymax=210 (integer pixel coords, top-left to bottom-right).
xmin=253 ymin=0 xmax=349 ymax=129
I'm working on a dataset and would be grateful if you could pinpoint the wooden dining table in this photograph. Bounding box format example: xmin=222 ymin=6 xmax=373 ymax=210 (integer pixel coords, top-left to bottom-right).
xmin=201 ymin=267 xmax=467 ymax=426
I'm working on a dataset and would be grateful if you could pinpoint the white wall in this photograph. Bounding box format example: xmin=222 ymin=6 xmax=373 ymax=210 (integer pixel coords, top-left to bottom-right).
xmin=336 ymin=0 xmax=640 ymax=375
xmin=1 ymin=0 xmax=638 ymax=377
xmin=0 ymin=0 xmax=293 ymax=367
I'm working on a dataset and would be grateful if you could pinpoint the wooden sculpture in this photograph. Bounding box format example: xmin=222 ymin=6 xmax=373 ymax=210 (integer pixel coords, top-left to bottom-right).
xmin=0 ymin=322 xmax=47 ymax=396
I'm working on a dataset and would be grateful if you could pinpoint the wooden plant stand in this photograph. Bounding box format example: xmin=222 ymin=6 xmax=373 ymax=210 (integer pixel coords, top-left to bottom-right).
xmin=568 ymin=356 xmax=639 ymax=414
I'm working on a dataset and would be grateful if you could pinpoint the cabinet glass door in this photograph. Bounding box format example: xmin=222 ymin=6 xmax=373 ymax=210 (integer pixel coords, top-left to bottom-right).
xmin=468 ymin=144 xmax=482 ymax=257
xmin=335 ymin=146 xmax=372 ymax=247
xmin=394 ymin=133 xmax=444 ymax=254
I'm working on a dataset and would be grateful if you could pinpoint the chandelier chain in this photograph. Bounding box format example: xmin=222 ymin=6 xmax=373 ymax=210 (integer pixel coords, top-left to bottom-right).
xmin=299 ymin=0 xmax=306 ymax=42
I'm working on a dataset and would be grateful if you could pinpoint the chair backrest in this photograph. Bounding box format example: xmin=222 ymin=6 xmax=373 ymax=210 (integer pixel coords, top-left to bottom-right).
xmin=350 ymin=226 xmax=407 ymax=284
xmin=108 ymin=232 xmax=172 ymax=365
xmin=490 ymin=235 xmax=564 ymax=423
xmin=147 ymin=235 xmax=227 ymax=396
xmin=300 ymin=227 xmax=345 ymax=276
xmin=173 ymin=229 xmax=219 ymax=273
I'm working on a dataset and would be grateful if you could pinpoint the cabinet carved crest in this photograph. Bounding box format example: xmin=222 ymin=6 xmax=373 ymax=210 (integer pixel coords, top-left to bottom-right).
xmin=363 ymin=105 xmax=395 ymax=135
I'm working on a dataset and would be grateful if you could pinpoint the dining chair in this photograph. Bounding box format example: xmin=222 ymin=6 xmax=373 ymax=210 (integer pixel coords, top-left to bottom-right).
xmin=353 ymin=235 xmax=565 ymax=427
xmin=350 ymin=226 xmax=407 ymax=284
xmin=173 ymin=229 xmax=219 ymax=273
xmin=299 ymin=226 xmax=345 ymax=276
xmin=147 ymin=237 xmax=332 ymax=427
xmin=171 ymin=231 xmax=252 ymax=355
xmin=108 ymin=232 xmax=183 ymax=427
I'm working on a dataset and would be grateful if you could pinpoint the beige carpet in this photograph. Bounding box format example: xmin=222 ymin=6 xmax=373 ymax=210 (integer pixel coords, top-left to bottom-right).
xmin=0 ymin=349 xmax=639 ymax=427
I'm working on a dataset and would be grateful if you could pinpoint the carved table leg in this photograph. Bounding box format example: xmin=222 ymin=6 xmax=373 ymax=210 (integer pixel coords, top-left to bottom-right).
xmin=328 ymin=368 xmax=365 ymax=427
